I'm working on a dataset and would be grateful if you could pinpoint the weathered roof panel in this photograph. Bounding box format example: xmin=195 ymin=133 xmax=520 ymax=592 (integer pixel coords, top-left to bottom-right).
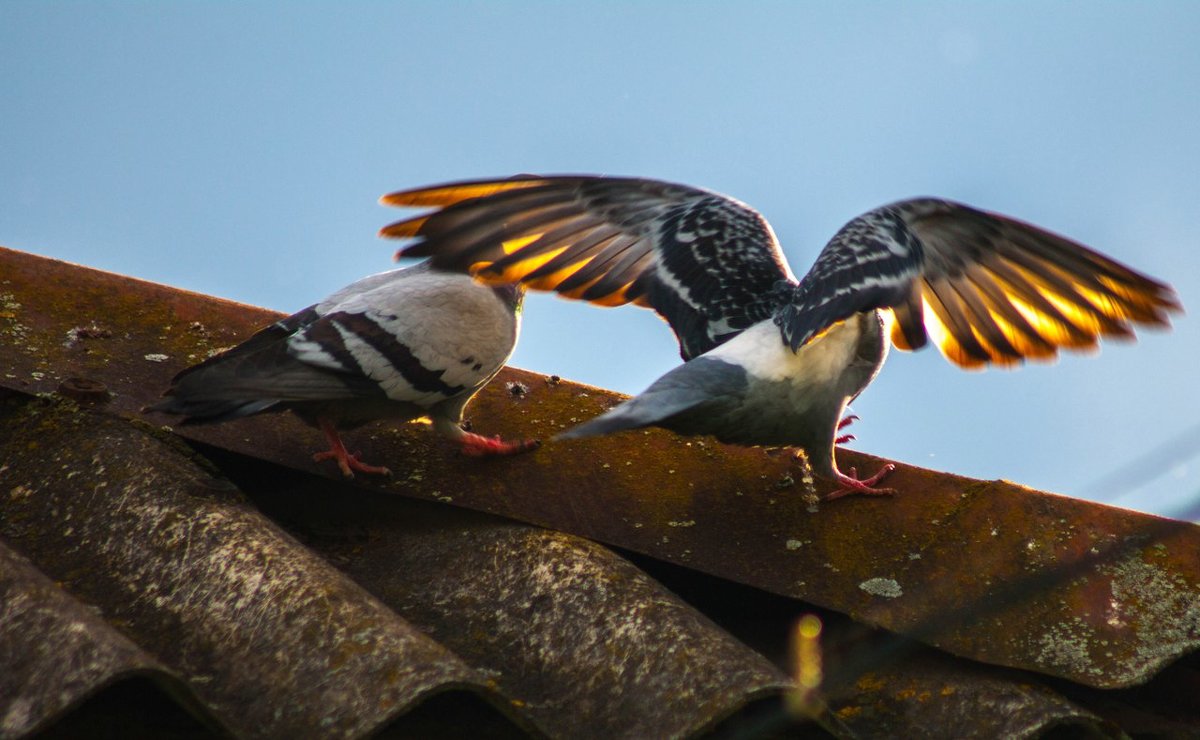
xmin=0 ymin=394 xmax=793 ymax=738
xmin=2 ymin=245 xmax=1200 ymax=737
xmin=2 ymin=245 xmax=1198 ymax=691
xmin=290 ymin=510 xmax=788 ymax=738
xmin=0 ymin=397 xmax=508 ymax=739
xmin=210 ymin=449 xmax=795 ymax=738
xmin=0 ymin=538 xmax=219 ymax=738
xmin=825 ymin=644 xmax=1119 ymax=739
xmin=628 ymin=559 xmax=1126 ymax=740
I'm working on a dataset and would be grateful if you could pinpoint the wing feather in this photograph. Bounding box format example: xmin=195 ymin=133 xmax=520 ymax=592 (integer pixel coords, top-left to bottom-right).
xmin=888 ymin=283 xmax=928 ymax=351
xmin=947 ymin=276 xmax=1025 ymax=363
xmin=384 ymin=178 xmax=1179 ymax=370
xmin=381 ymin=176 xmax=549 ymax=207
xmin=779 ymin=198 xmax=1179 ymax=368
xmin=961 ymin=264 xmax=1059 ymax=358
xmin=499 ymin=226 xmax=623 ymax=285
xmin=512 ymin=222 xmax=614 ymax=278
xmin=579 ymin=243 xmax=655 ymax=302
xmin=382 ymin=175 xmax=794 ymax=359
xmin=922 ymin=278 xmax=993 ymax=366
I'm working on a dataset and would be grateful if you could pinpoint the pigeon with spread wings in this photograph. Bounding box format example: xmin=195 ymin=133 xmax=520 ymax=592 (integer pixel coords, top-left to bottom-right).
xmin=148 ymin=263 xmax=538 ymax=478
xmin=380 ymin=176 xmax=1179 ymax=499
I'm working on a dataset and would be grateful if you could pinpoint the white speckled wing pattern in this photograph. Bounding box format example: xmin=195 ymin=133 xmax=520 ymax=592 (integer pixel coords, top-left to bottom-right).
xmin=778 ymin=198 xmax=1180 ymax=367
xmin=776 ymin=205 xmax=924 ymax=352
xmin=381 ymin=174 xmax=1179 ymax=372
xmin=381 ymin=176 xmax=795 ymax=361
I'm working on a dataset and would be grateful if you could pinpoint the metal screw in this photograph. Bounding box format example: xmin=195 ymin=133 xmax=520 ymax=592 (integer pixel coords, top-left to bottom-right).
xmin=57 ymin=377 xmax=110 ymax=402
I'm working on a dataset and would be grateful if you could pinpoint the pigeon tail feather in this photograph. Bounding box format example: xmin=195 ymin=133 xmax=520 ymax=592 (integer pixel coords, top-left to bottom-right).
xmin=556 ymin=357 xmax=746 ymax=441
xmin=146 ymin=396 xmax=281 ymax=425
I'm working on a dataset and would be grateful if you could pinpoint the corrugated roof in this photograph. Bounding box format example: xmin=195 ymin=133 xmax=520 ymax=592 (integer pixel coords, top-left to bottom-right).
xmin=1 ymin=396 xmax=788 ymax=738
xmin=2 ymin=245 xmax=1199 ymax=738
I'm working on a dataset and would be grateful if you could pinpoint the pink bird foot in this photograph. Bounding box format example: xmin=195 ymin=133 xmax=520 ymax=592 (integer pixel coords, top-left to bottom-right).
xmin=460 ymin=432 xmax=542 ymax=457
xmin=314 ymin=420 xmax=392 ymax=478
xmin=313 ymin=448 xmax=393 ymax=478
xmin=823 ymin=464 xmax=897 ymax=501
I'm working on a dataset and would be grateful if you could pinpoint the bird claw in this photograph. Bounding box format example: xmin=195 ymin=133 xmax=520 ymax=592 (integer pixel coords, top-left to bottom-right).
xmin=314 ymin=420 xmax=392 ymax=478
xmin=835 ymin=415 xmax=859 ymax=445
xmin=312 ymin=448 xmax=392 ymax=478
xmin=460 ymin=433 xmax=542 ymax=457
xmin=823 ymin=464 xmax=897 ymax=501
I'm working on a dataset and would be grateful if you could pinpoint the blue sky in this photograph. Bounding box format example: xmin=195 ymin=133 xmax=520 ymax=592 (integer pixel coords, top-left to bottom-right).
xmin=4 ymin=2 xmax=1198 ymax=518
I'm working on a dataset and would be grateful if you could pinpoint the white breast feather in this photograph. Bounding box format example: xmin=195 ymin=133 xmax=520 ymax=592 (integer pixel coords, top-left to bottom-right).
xmin=707 ymin=319 xmax=861 ymax=385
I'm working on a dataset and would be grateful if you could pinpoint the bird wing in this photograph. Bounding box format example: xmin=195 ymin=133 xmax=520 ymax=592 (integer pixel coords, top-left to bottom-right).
xmin=380 ymin=175 xmax=795 ymax=360
xmin=777 ymin=198 xmax=1181 ymax=368
xmin=148 ymin=305 xmax=383 ymax=423
xmin=160 ymin=311 xmax=383 ymax=410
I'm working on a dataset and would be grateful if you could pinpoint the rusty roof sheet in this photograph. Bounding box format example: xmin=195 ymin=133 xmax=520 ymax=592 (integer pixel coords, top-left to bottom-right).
xmin=1 ymin=397 xmax=502 ymax=738
xmin=1 ymin=396 xmax=790 ymax=738
xmin=2 ymin=244 xmax=1200 ymax=738
xmin=0 ymin=535 xmax=218 ymax=737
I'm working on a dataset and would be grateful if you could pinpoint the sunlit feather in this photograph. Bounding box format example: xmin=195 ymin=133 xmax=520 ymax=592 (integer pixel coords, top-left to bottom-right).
xmin=379 ymin=179 xmax=548 ymax=208
xmin=921 ymin=293 xmax=988 ymax=369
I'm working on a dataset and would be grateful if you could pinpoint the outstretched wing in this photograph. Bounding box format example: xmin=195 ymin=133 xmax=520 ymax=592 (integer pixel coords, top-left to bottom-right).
xmin=777 ymin=198 xmax=1181 ymax=368
xmin=380 ymin=175 xmax=795 ymax=360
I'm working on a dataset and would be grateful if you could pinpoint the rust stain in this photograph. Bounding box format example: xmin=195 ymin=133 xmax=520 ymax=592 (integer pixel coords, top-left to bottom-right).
xmin=2 ymin=245 xmax=1199 ymax=690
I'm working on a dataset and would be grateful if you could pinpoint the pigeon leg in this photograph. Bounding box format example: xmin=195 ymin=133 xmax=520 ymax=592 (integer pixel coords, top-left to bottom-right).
xmin=460 ymin=432 xmax=542 ymax=457
xmin=835 ymin=414 xmax=859 ymax=445
xmin=823 ymin=463 xmax=896 ymax=501
xmin=313 ymin=419 xmax=392 ymax=478
xmin=433 ymin=416 xmax=540 ymax=457
xmin=434 ymin=412 xmax=542 ymax=453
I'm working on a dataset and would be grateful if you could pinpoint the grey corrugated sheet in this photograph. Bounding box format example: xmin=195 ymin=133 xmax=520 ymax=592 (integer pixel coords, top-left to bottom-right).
xmin=1 ymin=395 xmax=792 ymax=738
xmin=1 ymin=395 xmax=500 ymax=738
xmin=3 ymin=394 xmax=1142 ymax=739
xmin=2 ymin=245 xmax=1200 ymax=738
xmin=0 ymin=536 xmax=212 ymax=736
xmin=4 ymin=245 xmax=1199 ymax=691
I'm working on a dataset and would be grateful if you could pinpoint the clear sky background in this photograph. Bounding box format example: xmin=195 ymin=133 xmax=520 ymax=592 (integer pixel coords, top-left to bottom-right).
xmin=4 ymin=2 xmax=1198 ymax=519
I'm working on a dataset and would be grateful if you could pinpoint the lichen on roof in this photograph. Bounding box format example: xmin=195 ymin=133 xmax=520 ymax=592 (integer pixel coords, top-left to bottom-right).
xmin=2 ymin=245 xmax=1199 ymax=738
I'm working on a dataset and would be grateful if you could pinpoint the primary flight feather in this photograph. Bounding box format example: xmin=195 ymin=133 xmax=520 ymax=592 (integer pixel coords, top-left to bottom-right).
xmin=381 ymin=175 xmax=1180 ymax=498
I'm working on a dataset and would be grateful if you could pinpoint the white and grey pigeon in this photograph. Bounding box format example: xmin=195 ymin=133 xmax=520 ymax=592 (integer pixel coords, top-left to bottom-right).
xmin=378 ymin=175 xmax=1180 ymax=499
xmin=148 ymin=262 xmax=538 ymax=477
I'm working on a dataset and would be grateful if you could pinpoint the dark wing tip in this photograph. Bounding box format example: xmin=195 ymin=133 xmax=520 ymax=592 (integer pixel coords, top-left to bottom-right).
xmin=393 ymin=240 xmax=431 ymax=261
xmin=379 ymin=175 xmax=551 ymax=208
xmin=378 ymin=215 xmax=429 ymax=240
